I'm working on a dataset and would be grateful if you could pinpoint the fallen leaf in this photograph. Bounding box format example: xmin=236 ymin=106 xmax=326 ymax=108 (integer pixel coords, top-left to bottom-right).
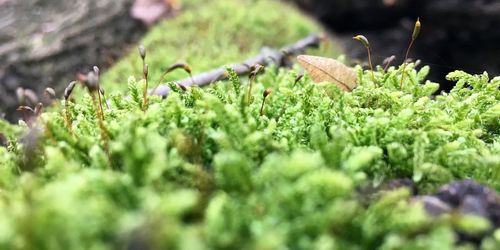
xmin=383 ymin=0 xmax=399 ymax=7
xmin=297 ymin=55 xmax=357 ymax=91
xmin=131 ymin=0 xmax=179 ymax=26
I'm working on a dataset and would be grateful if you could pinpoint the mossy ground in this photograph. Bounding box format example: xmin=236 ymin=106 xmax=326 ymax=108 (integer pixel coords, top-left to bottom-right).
xmin=1 ymin=61 xmax=499 ymax=249
xmin=0 ymin=0 xmax=499 ymax=249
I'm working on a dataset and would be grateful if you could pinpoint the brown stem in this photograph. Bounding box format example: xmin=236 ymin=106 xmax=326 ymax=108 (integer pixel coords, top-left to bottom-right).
xmin=151 ymin=69 xmax=169 ymax=95
xmin=366 ymin=46 xmax=377 ymax=87
xmin=64 ymin=101 xmax=73 ymax=131
xmin=400 ymin=39 xmax=415 ymax=89
xmin=142 ymin=77 xmax=148 ymax=110
xmin=383 ymin=55 xmax=396 ymax=72
xmin=91 ymin=92 xmax=112 ymax=167
xmin=247 ymin=76 xmax=255 ymax=105
xmin=96 ymin=88 xmax=105 ymax=121
xmin=142 ymin=64 xmax=149 ymax=111
xmin=260 ymin=88 xmax=272 ymax=116
xmin=99 ymin=88 xmax=110 ymax=110
xmin=151 ymin=63 xmax=193 ymax=95
xmin=259 ymin=94 xmax=267 ymax=116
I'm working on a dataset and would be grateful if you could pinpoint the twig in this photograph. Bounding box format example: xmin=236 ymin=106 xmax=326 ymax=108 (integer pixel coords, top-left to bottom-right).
xmin=152 ymin=33 xmax=322 ymax=96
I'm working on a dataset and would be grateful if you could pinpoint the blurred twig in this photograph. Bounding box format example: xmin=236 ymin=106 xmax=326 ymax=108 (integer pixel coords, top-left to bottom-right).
xmin=153 ymin=33 xmax=322 ymax=96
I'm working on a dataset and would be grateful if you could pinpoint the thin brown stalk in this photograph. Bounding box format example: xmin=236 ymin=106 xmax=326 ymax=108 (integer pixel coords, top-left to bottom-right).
xmin=399 ymin=40 xmax=414 ymax=89
xmin=400 ymin=18 xmax=421 ymax=89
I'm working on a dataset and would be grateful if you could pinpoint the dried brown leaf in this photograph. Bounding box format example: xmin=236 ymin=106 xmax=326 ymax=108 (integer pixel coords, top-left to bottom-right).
xmin=131 ymin=0 xmax=179 ymax=26
xmin=297 ymin=55 xmax=357 ymax=91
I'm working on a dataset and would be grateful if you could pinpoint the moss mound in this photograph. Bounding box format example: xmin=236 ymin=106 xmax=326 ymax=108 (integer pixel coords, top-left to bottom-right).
xmin=0 ymin=0 xmax=499 ymax=249
xmin=1 ymin=59 xmax=499 ymax=248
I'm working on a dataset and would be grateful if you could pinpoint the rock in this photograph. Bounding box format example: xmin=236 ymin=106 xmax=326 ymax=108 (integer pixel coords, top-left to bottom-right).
xmin=414 ymin=195 xmax=451 ymax=216
xmin=435 ymin=180 xmax=500 ymax=228
xmin=383 ymin=178 xmax=417 ymax=195
xmin=0 ymin=0 xmax=146 ymax=122
xmin=460 ymin=195 xmax=489 ymax=218
xmin=410 ymin=180 xmax=499 ymax=245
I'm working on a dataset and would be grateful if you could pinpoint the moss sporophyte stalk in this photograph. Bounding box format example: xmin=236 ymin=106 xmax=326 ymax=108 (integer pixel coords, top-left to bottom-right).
xmin=400 ymin=18 xmax=421 ymax=89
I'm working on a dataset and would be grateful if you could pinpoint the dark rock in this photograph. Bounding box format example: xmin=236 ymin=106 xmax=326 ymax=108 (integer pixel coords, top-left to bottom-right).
xmin=287 ymin=0 xmax=500 ymax=90
xmin=410 ymin=180 xmax=500 ymax=245
xmin=460 ymin=195 xmax=489 ymax=218
xmin=435 ymin=180 xmax=500 ymax=228
xmin=357 ymin=178 xmax=416 ymax=206
xmin=414 ymin=195 xmax=451 ymax=217
xmin=383 ymin=178 xmax=417 ymax=195
xmin=0 ymin=0 xmax=146 ymax=122
xmin=360 ymin=178 xmax=498 ymax=244
xmin=436 ymin=180 xmax=498 ymax=208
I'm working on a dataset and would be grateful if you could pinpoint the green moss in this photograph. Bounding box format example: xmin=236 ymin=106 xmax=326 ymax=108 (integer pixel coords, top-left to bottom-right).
xmin=0 ymin=1 xmax=498 ymax=248
xmin=1 ymin=57 xmax=499 ymax=248
xmin=102 ymin=0 xmax=336 ymax=91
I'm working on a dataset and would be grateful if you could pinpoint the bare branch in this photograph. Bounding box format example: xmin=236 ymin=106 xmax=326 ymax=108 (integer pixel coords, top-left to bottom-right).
xmin=152 ymin=33 xmax=322 ymax=96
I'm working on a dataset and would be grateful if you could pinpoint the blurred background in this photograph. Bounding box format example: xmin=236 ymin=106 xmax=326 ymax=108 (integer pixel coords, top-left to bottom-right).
xmin=1 ymin=0 xmax=499 ymax=121
xmin=290 ymin=0 xmax=500 ymax=86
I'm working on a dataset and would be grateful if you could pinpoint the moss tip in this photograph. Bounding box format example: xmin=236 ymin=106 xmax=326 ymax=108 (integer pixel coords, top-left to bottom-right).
xmin=353 ymin=35 xmax=370 ymax=48
xmin=412 ymin=18 xmax=421 ymax=40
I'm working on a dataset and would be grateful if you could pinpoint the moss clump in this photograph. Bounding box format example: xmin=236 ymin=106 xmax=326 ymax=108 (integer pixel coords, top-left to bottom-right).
xmin=0 ymin=57 xmax=499 ymax=249
xmin=0 ymin=1 xmax=499 ymax=248
xmin=102 ymin=0 xmax=336 ymax=91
